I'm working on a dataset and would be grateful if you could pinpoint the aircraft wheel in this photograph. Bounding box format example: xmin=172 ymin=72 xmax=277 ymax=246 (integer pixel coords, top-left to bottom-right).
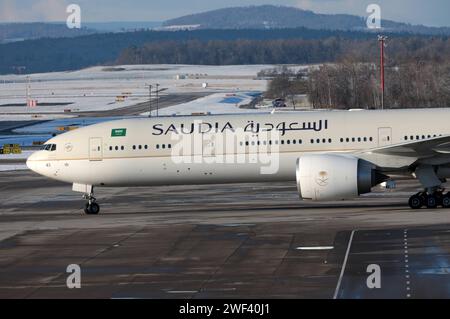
xmin=408 ymin=194 xmax=423 ymax=209
xmin=425 ymin=195 xmax=438 ymax=209
xmin=84 ymin=202 xmax=100 ymax=215
xmin=442 ymin=194 xmax=450 ymax=208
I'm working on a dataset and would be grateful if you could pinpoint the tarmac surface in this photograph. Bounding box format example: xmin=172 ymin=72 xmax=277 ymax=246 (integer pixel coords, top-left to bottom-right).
xmin=0 ymin=170 xmax=450 ymax=299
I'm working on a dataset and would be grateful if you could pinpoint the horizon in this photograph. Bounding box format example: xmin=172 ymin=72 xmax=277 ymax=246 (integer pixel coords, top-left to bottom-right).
xmin=0 ymin=1 xmax=450 ymax=28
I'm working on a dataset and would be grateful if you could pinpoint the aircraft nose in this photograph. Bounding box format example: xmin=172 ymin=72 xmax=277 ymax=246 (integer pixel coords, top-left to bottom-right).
xmin=26 ymin=152 xmax=38 ymax=173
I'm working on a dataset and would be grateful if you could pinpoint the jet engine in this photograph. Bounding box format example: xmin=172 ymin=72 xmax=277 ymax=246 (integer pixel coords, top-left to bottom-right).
xmin=296 ymin=154 xmax=387 ymax=201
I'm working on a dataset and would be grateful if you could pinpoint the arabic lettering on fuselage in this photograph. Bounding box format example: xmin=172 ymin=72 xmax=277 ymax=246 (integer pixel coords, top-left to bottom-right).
xmin=152 ymin=120 xmax=328 ymax=136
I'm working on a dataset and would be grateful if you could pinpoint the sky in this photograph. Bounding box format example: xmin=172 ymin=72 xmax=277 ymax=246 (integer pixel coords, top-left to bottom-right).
xmin=0 ymin=0 xmax=449 ymax=27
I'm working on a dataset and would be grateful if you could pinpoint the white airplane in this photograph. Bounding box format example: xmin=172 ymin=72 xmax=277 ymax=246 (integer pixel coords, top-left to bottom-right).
xmin=27 ymin=108 xmax=450 ymax=215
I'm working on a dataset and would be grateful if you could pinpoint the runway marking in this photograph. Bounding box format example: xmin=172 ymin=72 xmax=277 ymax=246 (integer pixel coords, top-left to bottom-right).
xmin=404 ymin=229 xmax=411 ymax=298
xmin=333 ymin=230 xmax=356 ymax=299
xmin=296 ymin=246 xmax=334 ymax=251
xmin=167 ymin=291 xmax=198 ymax=294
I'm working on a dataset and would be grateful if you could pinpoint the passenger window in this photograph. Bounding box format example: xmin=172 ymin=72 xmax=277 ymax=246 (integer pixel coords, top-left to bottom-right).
xmin=121 ymin=146 xmax=124 ymax=151
xmin=133 ymin=145 xmax=136 ymax=150
xmin=115 ymin=146 xmax=119 ymax=151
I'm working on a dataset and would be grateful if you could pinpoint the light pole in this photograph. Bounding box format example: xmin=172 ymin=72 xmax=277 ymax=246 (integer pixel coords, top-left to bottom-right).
xmin=146 ymin=84 xmax=152 ymax=118
xmin=156 ymin=83 xmax=160 ymax=117
xmin=378 ymin=35 xmax=388 ymax=110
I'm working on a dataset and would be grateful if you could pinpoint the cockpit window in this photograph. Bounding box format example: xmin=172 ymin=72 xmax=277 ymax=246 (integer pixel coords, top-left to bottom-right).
xmin=42 ymin=144 xmax=57 ymax=152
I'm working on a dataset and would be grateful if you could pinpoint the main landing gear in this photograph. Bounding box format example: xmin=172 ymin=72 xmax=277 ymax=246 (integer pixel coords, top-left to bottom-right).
xmin=83 ymin=191 xmax=100 ymax=215
xmin=408 ymin=190 xmax=450 ymax=209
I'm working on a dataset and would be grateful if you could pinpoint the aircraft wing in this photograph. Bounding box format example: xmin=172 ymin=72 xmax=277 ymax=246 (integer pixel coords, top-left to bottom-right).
xmin=356 ymin=135 xmax=450 ymax=169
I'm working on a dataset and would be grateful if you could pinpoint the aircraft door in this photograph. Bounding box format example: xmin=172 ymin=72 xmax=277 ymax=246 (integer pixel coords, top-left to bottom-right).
xmin=89 ymin=137 xmax=103 ymax=161
xmin=378 ymin=127 xmax=392 ymax=147
xmin=202 ymin=133 xmax=217 ymax=158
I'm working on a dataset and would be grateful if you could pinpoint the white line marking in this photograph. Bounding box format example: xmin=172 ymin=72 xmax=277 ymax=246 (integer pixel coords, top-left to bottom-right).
xmin=404 ymin=229 xmax=412 ymax=299
xmin=296 ymin=246 xmax=334 ymax=251
xmin=167 ymin=291 xmax=198 ymax=294
xmin=333 ymin=230 xmax=356 ymax=299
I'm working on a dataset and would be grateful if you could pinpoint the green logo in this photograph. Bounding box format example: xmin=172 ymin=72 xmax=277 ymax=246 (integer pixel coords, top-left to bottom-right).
xmin=111 ymin=128 xmax=127 ymax=137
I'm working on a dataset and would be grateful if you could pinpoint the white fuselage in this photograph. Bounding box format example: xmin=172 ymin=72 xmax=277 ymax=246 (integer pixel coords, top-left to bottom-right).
xmin=27 ymin=109 xmax=450 ymax=188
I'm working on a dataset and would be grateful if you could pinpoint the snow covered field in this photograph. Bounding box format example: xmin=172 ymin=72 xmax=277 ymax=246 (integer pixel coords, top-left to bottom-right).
xmin=0 ymin=152 xmax=31 ymax=172
xmin=143 ymin=92 xmax=265 ymax=116
xmin=0 ymin=165 xmax=28 ymax=172
xmin=0 ymin=151 xmax=33 ymax=160
xmin=0 ymin=64 xmax=277 ymax=119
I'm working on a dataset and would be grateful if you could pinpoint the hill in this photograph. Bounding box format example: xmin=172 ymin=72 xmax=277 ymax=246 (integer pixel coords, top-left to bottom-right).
xmin=163 ymin=5 xmax=450 ymax=35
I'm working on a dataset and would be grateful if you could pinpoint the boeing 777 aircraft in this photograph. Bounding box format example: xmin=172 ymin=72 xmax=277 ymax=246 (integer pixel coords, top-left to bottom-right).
xmin=27 ymin=108 xmax=450 ymax=215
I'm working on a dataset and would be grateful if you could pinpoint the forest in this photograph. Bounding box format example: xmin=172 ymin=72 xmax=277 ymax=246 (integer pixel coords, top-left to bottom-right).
xmin=0 ymin=27 xmax=408 ymax=74
xmin=265 ymin=39 xmax=450 ymax=110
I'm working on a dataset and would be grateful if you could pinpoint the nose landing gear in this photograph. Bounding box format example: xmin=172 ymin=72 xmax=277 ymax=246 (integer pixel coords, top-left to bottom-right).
xmin=83 ymin=192 xmax=100 ymax=215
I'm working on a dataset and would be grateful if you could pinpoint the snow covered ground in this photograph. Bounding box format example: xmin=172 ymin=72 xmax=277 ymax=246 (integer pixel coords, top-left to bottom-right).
xmin=13 ymin=117 xmax=124 ymax=135
xmin=0 ymin=134 xmax=53 ymax=147
xmin=0 ymin=64 xmax=277 ymax=119
xmin=143 ymin=92 xmax=265 ymax=116
xmin=0 ymin=165 xmax=28 ymax=172
xmin=0 ymin=151 xmax=33 ymax=160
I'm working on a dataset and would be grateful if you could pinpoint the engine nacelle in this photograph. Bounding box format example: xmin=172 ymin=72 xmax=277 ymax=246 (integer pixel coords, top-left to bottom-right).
xmin=296 ymin=154 xmax=386 ymax=201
